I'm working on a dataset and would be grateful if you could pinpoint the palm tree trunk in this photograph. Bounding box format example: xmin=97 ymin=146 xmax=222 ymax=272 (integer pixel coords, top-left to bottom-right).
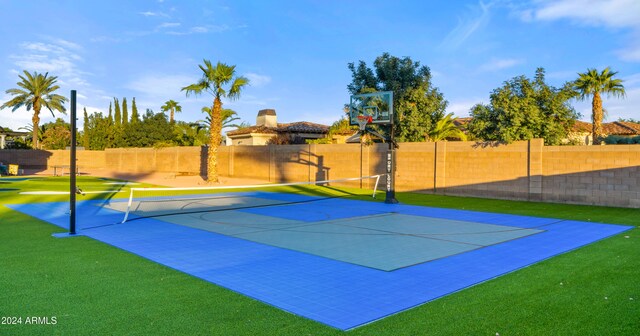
xmin=32 ymin=109 xmax=40 ymax=149
xmin=170 ymin=107 xmax=175 ymax=123
xmin=207 ymin=97 xmax=223 ymax=183
xmin=592 ymin=92 xmax=603 ymax=145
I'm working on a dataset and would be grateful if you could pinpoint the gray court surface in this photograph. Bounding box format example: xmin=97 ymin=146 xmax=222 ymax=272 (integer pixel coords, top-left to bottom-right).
xmin=148 ymin=211 xmax=543 ymax=271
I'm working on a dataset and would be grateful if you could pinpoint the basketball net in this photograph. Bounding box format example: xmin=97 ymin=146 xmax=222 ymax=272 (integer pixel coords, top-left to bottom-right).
xmin=356 ymin=115 xmax=373 ymax=131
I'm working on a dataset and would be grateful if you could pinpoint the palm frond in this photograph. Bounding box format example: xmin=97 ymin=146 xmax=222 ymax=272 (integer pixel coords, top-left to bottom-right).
xmin=229 ymin=76 xmax=250 ymax=100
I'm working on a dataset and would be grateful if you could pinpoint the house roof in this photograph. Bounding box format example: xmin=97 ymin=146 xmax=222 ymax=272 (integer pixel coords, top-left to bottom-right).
xmin=0 ymin=127 xmax=29 ymax=137
xmin=573 ymin=120 xmax=640 ymax=135
xmin=572 ymin=120 xmax=592 ymax=133
xmin=227 ymin=121 xmax=329 ymax=136
xmin=452 ymin=117 xmax=472 ymax=129
xmin=452 ymin=117 xmax=640 ymax=136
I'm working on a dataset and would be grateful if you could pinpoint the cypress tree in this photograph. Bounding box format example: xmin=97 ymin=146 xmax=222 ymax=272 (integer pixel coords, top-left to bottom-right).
xmin=108 ymin=102 xmax=113 ymax=123
xmin=83 ymin=107 xmax=90 ymax=149
xmin=131 ymin=97 xmax=140 ymax=123
xmin=122 ymin=97 xmax=129 ymax=126
xmin=114 ymin=97 xmax=121 ymax=127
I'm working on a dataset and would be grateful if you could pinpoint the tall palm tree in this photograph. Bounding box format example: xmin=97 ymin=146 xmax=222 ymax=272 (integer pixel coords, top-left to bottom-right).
xmin=182 ymin=60 xmax=249 ymax=183
xmin=427 ymin=113 xmax=467 ymax=141
xmin=1 ymin=71 xmax=68 ymax=149
xmin=161 ymin=99 xmax=182 ymax=123
xmin=574 ymin=67 xmax=626 ymax=144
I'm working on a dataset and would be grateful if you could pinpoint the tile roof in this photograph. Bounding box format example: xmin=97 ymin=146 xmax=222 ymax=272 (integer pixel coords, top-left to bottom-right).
xmin=227 ymin=122 xmax=329 ymax=136
xmin=452 ymin=117 xmax=640 ymax=136
xmin=573 ymin=121 xmax=640 ymax=135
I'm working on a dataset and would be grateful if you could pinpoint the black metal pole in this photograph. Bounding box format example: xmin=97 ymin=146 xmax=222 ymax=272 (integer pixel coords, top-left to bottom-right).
xmin=385 ymin=123 xmax=398 ymax=204
xmin=70 ymin=90 xmax=77 ymax=235
xmin=360 ymin=137 xmax=363 ymax=189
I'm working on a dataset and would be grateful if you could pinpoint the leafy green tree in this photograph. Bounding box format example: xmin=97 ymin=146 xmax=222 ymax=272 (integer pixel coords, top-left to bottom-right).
xmin=468 ymin=68 xmax=578 ymax=145
xmin=41 ymin=118 xmax=71 ymax=150
xmin=125 ymin=109 xmax=174 ymax=147
xmin=427 ymin=113 xmax=467 ymax=141
xmin=122 ymin=97 xmax=128 ymax=126
xmin=347 ymin=53 xmax=448 ymax=142
xmin=1 ymin=70 xmax=68 ymax=148
xmin=573 ymin=67 xmax=626 ymax=144
xmin=85 ymin=112 xmax=115 ymax=150
xmin=161 ymin=100 xmax=182 ymax=123
xmin=173 ymin=121 xmax=209 ymax=146
xmin=131 ymin=97 xmax=140 ymax=124
xmin=182 ymin=60 xmax=249 ymax=183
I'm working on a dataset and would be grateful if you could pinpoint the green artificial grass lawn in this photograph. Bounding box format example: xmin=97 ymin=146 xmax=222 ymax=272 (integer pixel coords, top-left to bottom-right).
xmin=1 ymin=176 xmax=638 ymax=335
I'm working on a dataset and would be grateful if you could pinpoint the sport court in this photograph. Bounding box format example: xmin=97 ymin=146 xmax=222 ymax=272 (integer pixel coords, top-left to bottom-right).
xmin=8 ymin=188 xmax=632 ymax=330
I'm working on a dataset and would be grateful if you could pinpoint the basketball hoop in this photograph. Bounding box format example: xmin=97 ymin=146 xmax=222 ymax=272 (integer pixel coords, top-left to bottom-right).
xmin=356 ymin=115 xmax=372 ymax=131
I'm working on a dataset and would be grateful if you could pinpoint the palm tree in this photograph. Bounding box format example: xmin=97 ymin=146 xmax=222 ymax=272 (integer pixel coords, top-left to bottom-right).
xmin=1 ymin=71 xmax=68 ymax=149
xmin=161 ymin=100 xmax=182 ymax=123
xmin=18 ymin=123 xmax=48 ymax=148
xmin=427 ymin=113 xmax=467 ymax=141
xmin=200 ymin=107 xmax=242 ymax=129
xmin=573 ymin=67 xmax=626 ymax=144
xmin=182 ymin=60 xmax=249 ymax=183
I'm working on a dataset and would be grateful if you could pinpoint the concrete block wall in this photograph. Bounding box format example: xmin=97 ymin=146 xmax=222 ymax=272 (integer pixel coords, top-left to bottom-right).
xmin=440 ymin=141 xmax=531 ymax=199
xmin=0 ymin=149 xmax=106 ymax=173
xmin=2 ymin=140 xmax=639 ymax=208
xmin=541 ymin=145 xmax=640 ymax=207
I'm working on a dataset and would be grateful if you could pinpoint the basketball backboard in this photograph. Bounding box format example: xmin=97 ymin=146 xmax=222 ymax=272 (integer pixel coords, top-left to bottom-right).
xmin=349 ymin=91 xmax=393 ymax=125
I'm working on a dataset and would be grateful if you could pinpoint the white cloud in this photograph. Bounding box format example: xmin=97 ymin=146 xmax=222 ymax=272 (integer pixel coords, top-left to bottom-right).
xmin=617 ymin=37 xmax=640 ymax=62
xmin=447 ymin=99 xmax=483 ymax=117
xmin=517 ymin=0 xmax=640 ymax=63
xmin=623 ymin=73 xmax=640 ymax=87
xmin=191 ymin=26 xmax=209 ymax=33
xmin=440 ymin=1 xmax=492 ymax=50
xmin=140 ymin=11 xmax=168 ymax=18
xmin=479 ymin=58 xmax=523 ymax=72
xmin=125 ymin=74 xmax=194 ymax=100
xmin=50 ymin=38 xmax=82 ymax=51
xmin=90 ymin=36 xmax=123 ymax=43
xmin=245 ymin=73 xmax=271 ymax=87
xmin=158 ymin=22 xmax=181 ymax=29
xmin=163 ymin=24 xmax=229 ymax=36
xmin=9 ymin=39 xmax=91 ymax=92
xmin=530 ymin=0 xmax=640 ymax=29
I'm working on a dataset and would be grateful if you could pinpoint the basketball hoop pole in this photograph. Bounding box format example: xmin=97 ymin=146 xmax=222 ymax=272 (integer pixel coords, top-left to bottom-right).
xmin=69 ymin=90 xmax=77 ymax=235
xmin=385 ymin=122 xmax=399 ymax=204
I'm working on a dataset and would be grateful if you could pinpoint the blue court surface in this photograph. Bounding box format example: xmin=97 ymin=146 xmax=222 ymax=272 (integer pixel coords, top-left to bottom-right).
xmin=7 ymin=192 xmax=632 ymax=330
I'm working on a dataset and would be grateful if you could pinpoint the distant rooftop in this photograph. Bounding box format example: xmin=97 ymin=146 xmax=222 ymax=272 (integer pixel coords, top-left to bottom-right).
xmin=227 ymin=121 xmax=329 ymax=136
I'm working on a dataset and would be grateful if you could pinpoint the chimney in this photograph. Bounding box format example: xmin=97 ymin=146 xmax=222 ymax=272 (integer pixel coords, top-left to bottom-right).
xmin=256 ymin=109 xmax=277 ymax=127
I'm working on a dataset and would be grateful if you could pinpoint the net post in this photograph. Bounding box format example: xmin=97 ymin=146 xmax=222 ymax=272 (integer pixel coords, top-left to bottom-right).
xmin=69 ymin=90 xmax=77 ymax=235
xmin=373 ymin=174 xmax=381 ymax=198
xmin=122 ymin=188 xmax=135 ymax=223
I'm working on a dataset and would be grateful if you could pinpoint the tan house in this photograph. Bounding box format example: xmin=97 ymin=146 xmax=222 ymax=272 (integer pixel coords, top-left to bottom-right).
xmin=226 ymin=109 xmax=330 ymax=145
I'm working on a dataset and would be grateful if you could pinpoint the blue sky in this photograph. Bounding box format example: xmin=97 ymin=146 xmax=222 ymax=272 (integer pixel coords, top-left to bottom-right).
xmin=1 ymin=0 xmax=639 ymax=132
